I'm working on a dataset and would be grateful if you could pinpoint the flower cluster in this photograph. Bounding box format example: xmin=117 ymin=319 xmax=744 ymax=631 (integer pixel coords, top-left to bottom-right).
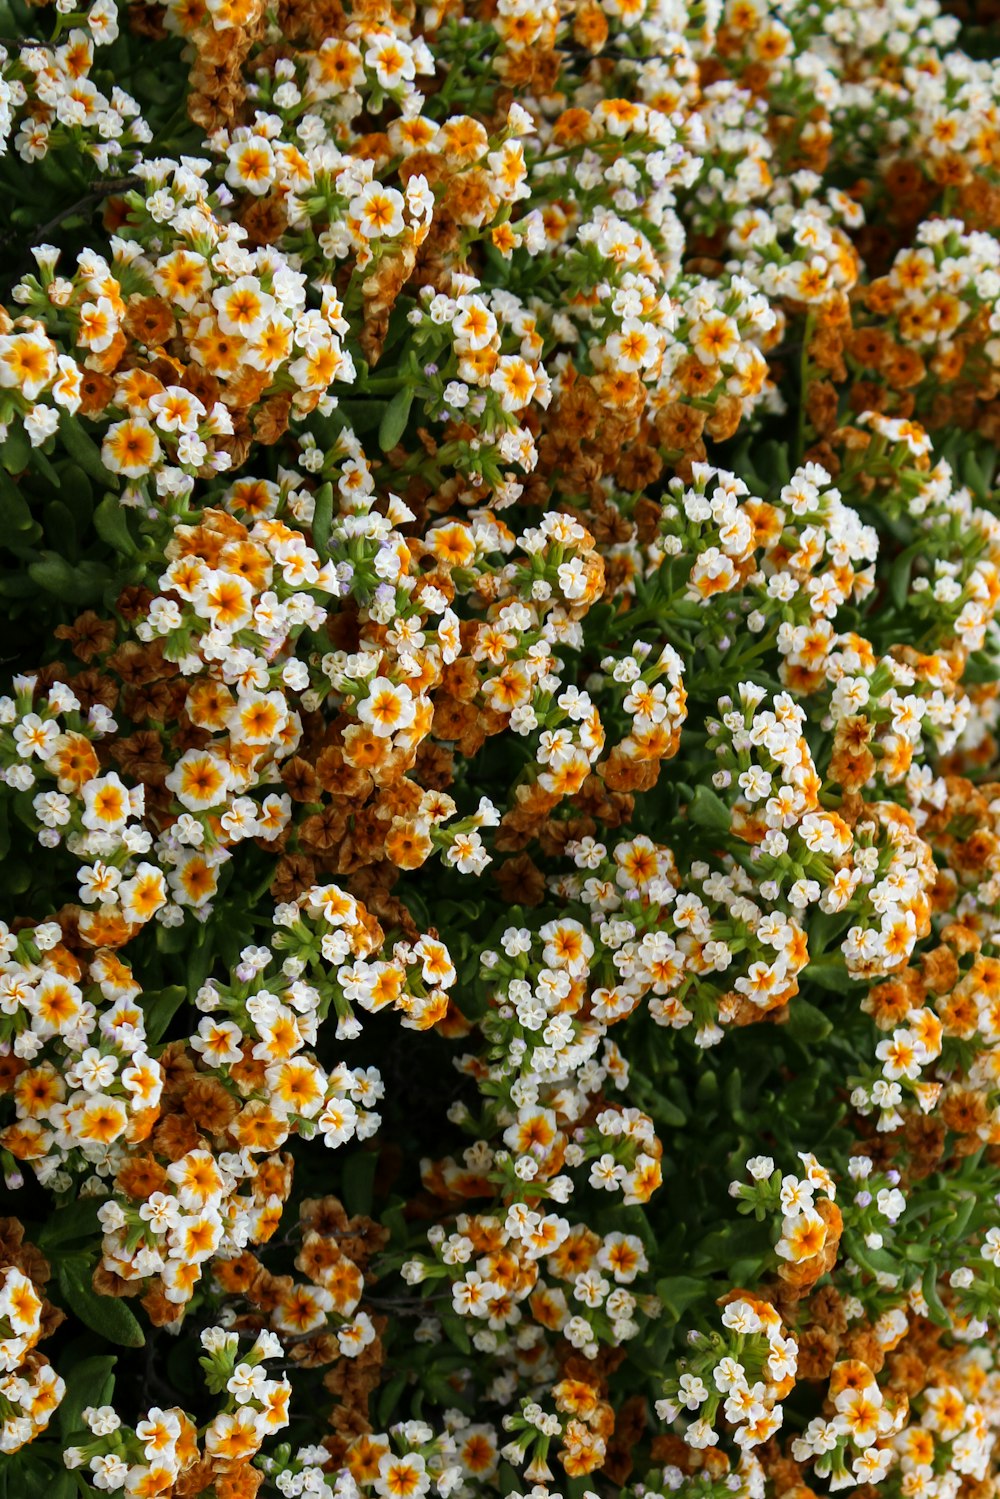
xmin=1 ymin=0 xmax=1000 ymax=1498
xmin=0 ymin=1260 xmax=63 ymax=1455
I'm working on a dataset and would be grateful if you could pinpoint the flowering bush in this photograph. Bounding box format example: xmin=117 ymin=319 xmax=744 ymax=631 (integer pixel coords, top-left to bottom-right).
xmin=3 ymin=0 xmax=1000 ymax=1497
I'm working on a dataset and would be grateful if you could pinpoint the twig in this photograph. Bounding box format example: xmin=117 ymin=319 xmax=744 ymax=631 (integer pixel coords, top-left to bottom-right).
xmin=0 ymin=175 xmax=142 ymax=255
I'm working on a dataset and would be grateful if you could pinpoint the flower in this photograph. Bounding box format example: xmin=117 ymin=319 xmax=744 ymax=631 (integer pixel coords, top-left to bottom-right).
xmin=350 ymin=183 xmax=405 ymax=239
xmin=101 ymin=419 xmax=160 ymax=477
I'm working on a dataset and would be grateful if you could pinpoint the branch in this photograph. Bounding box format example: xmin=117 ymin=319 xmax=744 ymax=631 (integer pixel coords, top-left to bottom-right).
xmin=0 ymin=174 xmax=142 ymax=256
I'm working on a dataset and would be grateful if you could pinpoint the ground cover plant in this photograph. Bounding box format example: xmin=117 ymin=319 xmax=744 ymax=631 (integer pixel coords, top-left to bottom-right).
xmin=3 ymin=0 xmax=1000 ymax=1496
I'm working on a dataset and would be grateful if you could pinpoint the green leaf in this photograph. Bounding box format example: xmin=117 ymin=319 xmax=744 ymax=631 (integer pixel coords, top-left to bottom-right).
xmin=784 ymin=998 xmax=833 ymax=1043
xmin=334 ymin=398 xmax=385 ymax=435
xmin=0 ymin=467 xmax=34 ymax=531
xmin=889 ymin=550 xmax=913 ymax=610
xmin=47 ymin=1474 xmax=77 ymax=1499
xmin=156 ymin=920 xmax=190 ymax=956
xmin=56 ymin=463 xmax=95 ymax=532
xmin=802 ymin=955 xmax=849 ymax=992
xmin=621 ymin=1204 xmax=659 ymax=1256
xmin=688 ymin=784 xmax=731 ymax=836
xmin=380 ymin=301 xmax=415 ymax=362
xmin=0 ymin=424 xmax=30 ymax=474
xmin=652 ymin=1095 xmax=687 ymax=1127
xmin=568 ymin=1480 xmax=601 ymax=1499
xmin=39 ymin=1199 xmax=101 ymax=1252
xmin=440 ymin=1307 xmax=471 ymax=1354
xmin=655 ymin=1275 xmax=708 ymax=1324
xmin=0 ymin=853 xmax=31 ymax=895
xmin=28 ymin=552 xmax=111 ymax=604
xmin=848 ymin=1239 xmax=898 ymax=1278
xmin=964 ymin=651 xmax=1000 ymax=686
xmin=376 ymin=1371 xmax=408 ymax=1426
xmin=0 ymin=568 xmax=41 ymax=597
xmin=143 ymin=984 xmax=187 ymax=1045
xmin=185 ymin=922 xmax=215 ymax=995
xmin=949 ymin=1191 xmax=978 ymax=1239
xmin=215 ymin=909 xmax=253 ymax=970
xmin=44 ymin=500 xmax=79 ymax=560
xmin=959 ymin=444 xmax=995 ymax=500
xmin=58 ymin=1355 xmax=117 ymax=1441
xmin=92 ymin=494 xmax=138 ymax=558
xmin=498 ymin=1463 xmax=521 ymax=1495
xmin=57 ymin=411 xmax=117 ymax=487
xmin=58 ymin=1260 xmax=146 ymax=1348
xmin=748 ymin=438 xmax=791 ymax=492
xmin=32 ymin=445 xmax=62 ymax=487
xmin=9 ymin=1454 xmax=72 ymax=1499
xmin=381 ymin=1200 xmax=408 ymax=1244
xmin=378 ymin=385 xmax=414 ymax=452
xmin=312 ymin=481 xmax=333 ymax=558
xmin=921 ymin=1263 xmax=950 ymax=1327
xmin=690 ymin=1217 xmax=767 ymax=1273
